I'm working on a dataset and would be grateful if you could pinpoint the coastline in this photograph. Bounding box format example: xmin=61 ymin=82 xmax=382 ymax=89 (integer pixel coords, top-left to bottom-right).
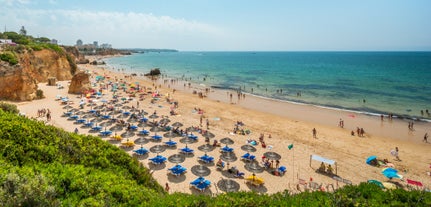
xmin=103 ymin=52 xmax=431 ymax=123
xmin=14 ymin=59 xmax=431 ymax=195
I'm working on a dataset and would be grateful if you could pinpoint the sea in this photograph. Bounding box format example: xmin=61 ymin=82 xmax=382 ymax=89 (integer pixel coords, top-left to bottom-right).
xmin=104 ymin=51 xmax=431 ymax=121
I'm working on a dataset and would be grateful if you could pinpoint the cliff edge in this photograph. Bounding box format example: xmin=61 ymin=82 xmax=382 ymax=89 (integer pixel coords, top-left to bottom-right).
xmin=0 ymin=47 xmax=76 ymax=101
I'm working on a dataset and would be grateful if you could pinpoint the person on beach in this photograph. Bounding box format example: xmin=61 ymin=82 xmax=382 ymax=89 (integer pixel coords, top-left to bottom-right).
xmin=165 ymin=183 xmax=170 ymax=192
xmin=424 ymin=133 xmax=428 ymax=143
xmin=312 ymin=128 xmax=317 ymax=138
xmin=391 ymin=147 xmax=400 ymax=161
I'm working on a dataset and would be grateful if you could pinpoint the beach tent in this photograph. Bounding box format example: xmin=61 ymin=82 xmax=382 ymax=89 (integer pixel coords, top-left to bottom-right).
xmin=310 ymin=154 xmax=337 ymax=175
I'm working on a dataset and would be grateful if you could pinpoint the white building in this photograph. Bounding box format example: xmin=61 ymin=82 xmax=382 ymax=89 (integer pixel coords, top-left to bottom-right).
xmin=0 ymin=39 xmax=13 ymax=44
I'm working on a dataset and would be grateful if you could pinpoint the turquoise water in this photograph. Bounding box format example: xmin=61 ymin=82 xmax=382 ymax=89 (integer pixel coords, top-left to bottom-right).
xmin=105 ymin=52 xmax=431 ymax=120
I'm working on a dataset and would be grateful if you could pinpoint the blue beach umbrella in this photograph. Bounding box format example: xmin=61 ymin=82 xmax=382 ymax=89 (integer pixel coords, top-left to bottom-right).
xmin=366 ymin=155 xmax=377 ymax=165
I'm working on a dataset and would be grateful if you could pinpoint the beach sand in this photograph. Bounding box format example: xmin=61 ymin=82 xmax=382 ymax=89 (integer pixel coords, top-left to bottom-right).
xmin=14 ymin=61 xmax=431 ymax=195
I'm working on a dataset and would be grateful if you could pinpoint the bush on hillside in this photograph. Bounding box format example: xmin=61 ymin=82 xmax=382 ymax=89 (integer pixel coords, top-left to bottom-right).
xmin=0 ymin=102 xmax=19 ymax=114
xmin=0 ymin=52 xmax=18 ymax=65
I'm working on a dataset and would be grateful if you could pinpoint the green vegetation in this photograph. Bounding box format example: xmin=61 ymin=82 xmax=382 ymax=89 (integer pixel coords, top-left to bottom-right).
xmin=66 ymin=53 xmax=77 ymax=75
xmin=36 ymin=89 xmax=45 ymax=99
xmin=1 ymin=31 xmax=63 ymax=55
xmin=0 ymin=51 xmax=18 ymax=65
xmin=0 ymin=102 xmax=19 ymax=114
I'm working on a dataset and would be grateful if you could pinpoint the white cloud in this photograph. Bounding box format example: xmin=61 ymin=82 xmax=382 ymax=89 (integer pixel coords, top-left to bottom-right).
xmin=0 ymin=0 xmax=30 ymax=6
xmin=0 ymin=7 xmax=226 ymax=50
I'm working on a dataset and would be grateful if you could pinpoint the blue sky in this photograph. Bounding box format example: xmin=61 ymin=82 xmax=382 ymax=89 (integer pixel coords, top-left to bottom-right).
xmin=1 ymin=0 xmax=430 ymax=51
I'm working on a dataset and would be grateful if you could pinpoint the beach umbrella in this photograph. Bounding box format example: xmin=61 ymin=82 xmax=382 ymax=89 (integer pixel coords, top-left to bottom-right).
xmin=186 ymin=127 xmax=199 ymax=132
xmin=90 ymin=117 xmax=104 ymax=124
xmin=263 ymin=152 xmax=281 ymax=161
xmin=244 ymin=160 xmax=264 ymax=173
xmin=220 ymin=152 xmax=237 ymax=162
xmin=134 ymin=138 xmax=149 ymax=145
xmin=180 ymin=137 xmax=197 ymax=144
xmin=202 ymin=131 xmax=215 ymax=139
xmin=168 ymin=154 xmax=186 ymax=164
xmin=121 ymin=131 xmax=135 ymax=138
xmin=366 ymin=155 xmax=378 ymax=165
xmin=149 ymin=114 xmax=159 ymax=119
xmin=241 ymin=145 xmax=257 ymax=152
xmin=217 ymin=179 xmax=240 ymax=192
xmin=128 ymin=116 xmax=139 ymax=123
xmin=220 ymin=137 xmax=234 ymax=145
xmin=191 ymin=165 xmax=211 ymax=177
xmin=114 ymin=103 xmax=122 ymax=107
xmin=150 ymin=145 xmax=166 ymax=154
xmin=163 ymin=132 xmax=178 ymax=138
xmin=198 ymin=144 xmax=215 ymax=153
xmin=110 ymin=125 xmax=123 ymax=132
xmin=63 ymin=105 xmax=74 ymax=111
xmin=150 ymin=126 xmax=163 ymax=132
xmin=138 ymin=122 xmax=152 ymax=127
xmin=171 ymin=122 xmax=183 ymax=127
xmin=159 ymin=117 xmax=171 ymax=124
xmin=98 ymin=122 xmax=111 ymax=127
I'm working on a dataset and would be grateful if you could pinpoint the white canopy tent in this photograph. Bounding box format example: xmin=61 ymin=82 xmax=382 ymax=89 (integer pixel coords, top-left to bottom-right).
xmin=310 ymin=154 xmax=337 ymax=175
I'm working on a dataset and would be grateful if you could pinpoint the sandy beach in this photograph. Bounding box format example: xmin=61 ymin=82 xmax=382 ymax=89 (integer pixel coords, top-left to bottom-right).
xmin=14 ymin=61 xmax=431 ymax=195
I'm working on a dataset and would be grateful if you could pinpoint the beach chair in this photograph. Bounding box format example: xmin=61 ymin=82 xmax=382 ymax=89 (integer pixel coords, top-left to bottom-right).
xmin=180 ymin=147 xmax=194 ymax=155
xmin=241 ymin=153 xmax=250 ymax=160
xmin=278 ymin=166 xmax=287 ymax=176
xmin=168 ymin=165 xmax=187 ymax=176
xmin=133 ymin=147 xmax=149 ymax=156
xmin=220 ymin=146 xmax=234 ymax=153
xmin=242 ymin=155 xmax=255 ymax=162
xmin=139 ymin=130 xmax=149 ymax=135
xmin=164 ymin=140 xmax=177 ymax=147
xmin=190 ymin=177 xmax=205 ymax=186
xmin=149 ymin=155 xmax=166 ymax=165
xmin=130 ymin=125 xmax=138 ymax=130
xmin=198 ymin=154 xmax=214 ymax=164
xmin=151 ymin=135 xmax=163 ymax=141
xmin=193 ymin=180 xmax=211 ymax=192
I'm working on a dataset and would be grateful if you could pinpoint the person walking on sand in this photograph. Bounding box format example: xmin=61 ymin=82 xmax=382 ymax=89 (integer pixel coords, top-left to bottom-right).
xmin=165 ymin=182 xmax=170 ymax=192
xmin=424 ymin=133 xmax=428 ymax=143
xmin=312 ymin=128 xmax=317 ymax=138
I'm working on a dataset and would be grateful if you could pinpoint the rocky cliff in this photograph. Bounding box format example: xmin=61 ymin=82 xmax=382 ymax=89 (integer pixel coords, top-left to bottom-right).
xmin=68 ymin=71 xmax=91 ymax=94
xmin=0 ymin=48 xmax=75 ymax=101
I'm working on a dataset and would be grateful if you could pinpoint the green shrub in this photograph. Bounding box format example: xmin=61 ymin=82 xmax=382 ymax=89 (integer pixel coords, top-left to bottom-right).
xmin=0 ymin=102 xmax=19 ymax=114
xmin=36 ymin=89 xmax=44 ymax=99
xmin=0 ymin=52 xmax=18 ymax=65
xmin=66 ymin=53 xmax=77 ymax=75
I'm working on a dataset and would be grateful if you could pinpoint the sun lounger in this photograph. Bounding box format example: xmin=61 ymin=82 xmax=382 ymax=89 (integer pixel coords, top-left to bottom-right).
xmin=151 ymin=135 xmax=163 ymax=141
xmin=133 ymin=147 xmax=149 ymax=155
xmin=91 ymin=126 xmax=102 ymax=131
xmin=241 ymin=153 xmax=250 ymax=160
xmin=168 ymin=165 xmax=187 ymax=176
xmin=139 ymin=130 xmax=149 ymax=135
xmin=193 ymin=180 xmax=211 ymax=192
xmin=198 ymin=155 xmax=214 ymax=163
xmin=99 ymin=130 xmax=112 ymax=136
xmin=164 ymin=140 xmax=177 ymax=147
xmin=149 ymin=155 xmax=167 ymax=165
xmin=180 ymin=147 xmax=194 ymax=155
xmin=221 ymin=146 xmax=234 ymax=153
xmin=190 ymin=177 xmax=205 ymax=186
